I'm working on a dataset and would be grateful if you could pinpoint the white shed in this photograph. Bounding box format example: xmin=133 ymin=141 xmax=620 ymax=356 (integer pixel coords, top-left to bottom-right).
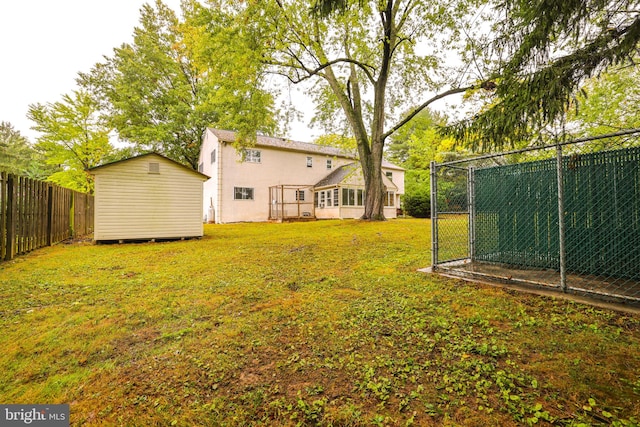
xmin=90 ymin=153 xmax=209 ymax=242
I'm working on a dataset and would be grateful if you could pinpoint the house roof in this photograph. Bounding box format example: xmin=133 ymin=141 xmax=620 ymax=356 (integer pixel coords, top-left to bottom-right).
xmin=315 ymin=162 xmax=398 ymax=191
xmin=208 ymin=128 xmax=404 ymax=170
xmin=89 ymin=152 xmax=210 ymax=180
xmin=208 ymin=128 xmax=357 ymax=159
xmin=382 ymin=160 xmax=405 ymax=171
xmin=315 ymin=163 xmax=359 ymax=187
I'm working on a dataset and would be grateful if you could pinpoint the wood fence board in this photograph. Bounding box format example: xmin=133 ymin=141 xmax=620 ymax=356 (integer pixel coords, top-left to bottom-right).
xmin=1 ymin=172 xmax=5 ymax=260
xmin=0 ymin=173 xmax=94 ymax=261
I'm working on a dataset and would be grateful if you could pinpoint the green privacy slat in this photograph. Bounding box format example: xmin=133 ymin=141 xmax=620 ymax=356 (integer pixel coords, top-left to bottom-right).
xmin=472 ymin=146 xmax=640 ymax=280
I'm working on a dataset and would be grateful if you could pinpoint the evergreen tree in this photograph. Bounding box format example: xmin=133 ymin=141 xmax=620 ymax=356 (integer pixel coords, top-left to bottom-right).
xmin=0 ymin=122 xmax=35 ymax=175
xmin=449 ymin=0 xmax=640 ymax=149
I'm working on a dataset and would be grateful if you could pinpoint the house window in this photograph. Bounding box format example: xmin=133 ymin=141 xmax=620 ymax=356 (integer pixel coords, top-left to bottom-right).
xmin=326 ymin=190 xmax=332 ymax=207
xmin=149 ymin=162 xmax=161 ymax=174
xmin=342 ymin=188 xmax=356 ymax=206
xmin=385 ymin=171 xmax=393 ymax=181
xmin=243 ymin=149 xmax=261 ymax=163
xmin=320 ymin=191 xmax=326 ymax=207
xmin=296 ymin=190 xmax=305 ymax=201
xmin=314 ymin=192 xmax=319 ymax=207
xmin=333 ymin=188 xmax=339 ymax=206
xmin=327 ymin=159 xmax=332 ymax=169
xmin=307 ymin=156 xmax=313 ymax=167
xmin=357 ymin=189 xmax=364 ymax=206
xmin=234 ymin=187 xmax=254 ymax=200
xmin=211 ymin=149 xmax=216 ymax=163
xmin=384 ymin=191 xmax=395 ymax=206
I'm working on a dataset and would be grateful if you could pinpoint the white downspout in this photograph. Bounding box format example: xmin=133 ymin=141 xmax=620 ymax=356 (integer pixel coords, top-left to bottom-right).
xmin=217 ymin=140 xmax=223 ymax=224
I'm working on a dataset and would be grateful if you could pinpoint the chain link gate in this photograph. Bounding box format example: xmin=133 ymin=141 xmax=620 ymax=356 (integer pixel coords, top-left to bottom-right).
xmin=430 ymin=129 xmax=640 ymax=305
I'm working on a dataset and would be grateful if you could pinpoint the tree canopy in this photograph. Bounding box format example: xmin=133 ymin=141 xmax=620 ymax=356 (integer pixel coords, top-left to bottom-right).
xmin=448 ymin=0 xmax=640 ymax=149
xmin=83 ymin=0 xmax=279 ymax=170
xmin=233 ymin=0 xmax=489 ymax=219
xmin=27 ymin=90 xmax=113 ymax=193
xmin=574 ymin=63 xmax=640 ymax=136
xmin=0 ymin=122 xmax=35 ymax=176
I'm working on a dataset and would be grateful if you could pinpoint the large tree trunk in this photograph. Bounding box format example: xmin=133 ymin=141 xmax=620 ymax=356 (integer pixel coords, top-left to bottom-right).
xmin=359 ymin=134 xmax=386 ymax=220
xmin=360 ymin=0 xmax=393 ymax=220
xmin=306 ymin=1 xmax=394 ymax=220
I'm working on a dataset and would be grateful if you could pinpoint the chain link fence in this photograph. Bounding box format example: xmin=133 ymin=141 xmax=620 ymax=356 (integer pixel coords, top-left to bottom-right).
xmin=430 ymin=129 xmax=640 ymax=305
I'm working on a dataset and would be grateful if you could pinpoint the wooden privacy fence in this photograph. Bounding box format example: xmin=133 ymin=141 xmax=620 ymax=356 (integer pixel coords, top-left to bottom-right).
xmin=0 ymin=172 xmax=94 ymax=261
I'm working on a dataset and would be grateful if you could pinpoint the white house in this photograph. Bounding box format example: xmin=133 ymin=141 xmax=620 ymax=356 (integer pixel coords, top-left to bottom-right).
xmin=90 ymin=153 xmax=209 ymax=241
xmin=198 ymin=128 xmax=404 ymax=223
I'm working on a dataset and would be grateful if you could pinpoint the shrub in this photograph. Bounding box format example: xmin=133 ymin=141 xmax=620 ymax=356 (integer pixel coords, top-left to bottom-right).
xmin=403 ymin=192 xmax=430 ymax=218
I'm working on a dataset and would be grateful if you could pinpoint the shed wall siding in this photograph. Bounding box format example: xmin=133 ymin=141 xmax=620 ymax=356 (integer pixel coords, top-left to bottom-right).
xmin=93 ymin=156 xmax=203 ymax=240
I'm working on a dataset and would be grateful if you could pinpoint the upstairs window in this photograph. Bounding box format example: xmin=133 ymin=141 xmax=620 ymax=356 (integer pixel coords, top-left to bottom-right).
xmin=211 ymin=149 xmax=216 ymax=163
xmin=326 ymin=159 xmax=332 ymax=169
xmin=149 ymin=162 xmax=160 ymax=174
xmin=385 ymin=171 xmax=393 ymax=181
xmin=307 ymin=156 xmax=313 ymax=167
xmin=243 ymin=149 xmax=261 ymax=163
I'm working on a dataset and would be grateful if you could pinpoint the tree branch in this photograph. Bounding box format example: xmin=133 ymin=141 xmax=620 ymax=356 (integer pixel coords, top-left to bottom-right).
xmin=383 ymin=85 xmax=474 ymax=140
xmin=265 ymin=56 xmax=376 ymax=84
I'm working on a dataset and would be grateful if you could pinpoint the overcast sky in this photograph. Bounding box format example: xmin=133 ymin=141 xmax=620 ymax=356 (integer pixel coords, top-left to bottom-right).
xmin=0 ymin=0 xmax=313 ymax=145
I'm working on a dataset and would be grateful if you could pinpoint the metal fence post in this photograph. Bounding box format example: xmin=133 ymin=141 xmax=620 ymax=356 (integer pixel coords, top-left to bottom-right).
xmin=430 ymin=161 xmax=438 ymax=269
xmin=556 ymin=143 xmax=567 ymax=292
xmin=468 ymin=166 xmax=476 ymax=261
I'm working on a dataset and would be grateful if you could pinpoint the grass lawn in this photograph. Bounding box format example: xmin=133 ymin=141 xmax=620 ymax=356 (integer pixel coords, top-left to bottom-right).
xmin=1 ymin=219 xmax=639 ymax=426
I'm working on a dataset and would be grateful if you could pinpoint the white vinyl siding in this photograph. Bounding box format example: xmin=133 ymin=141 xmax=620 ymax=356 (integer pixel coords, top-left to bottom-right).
xmin=93 ymin=154 xmax=205 ymax=241
xmin=200 ymin=128 xmax=403 ymax=223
